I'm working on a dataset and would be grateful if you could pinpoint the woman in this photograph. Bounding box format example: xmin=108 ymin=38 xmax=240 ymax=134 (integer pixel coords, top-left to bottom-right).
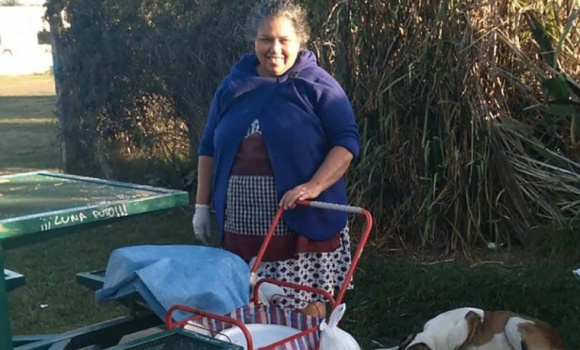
xmin=192 ymin=0 xmax=360 ymax=317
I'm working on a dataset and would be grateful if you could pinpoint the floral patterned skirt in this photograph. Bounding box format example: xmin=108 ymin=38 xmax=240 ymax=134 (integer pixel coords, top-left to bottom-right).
xmin=223 ymin=174 xmax=353 ymax=309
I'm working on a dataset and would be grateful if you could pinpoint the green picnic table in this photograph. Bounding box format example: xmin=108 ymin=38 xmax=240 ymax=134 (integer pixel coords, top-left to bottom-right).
xmin=0 ymin=171 xmax=190 ymax=350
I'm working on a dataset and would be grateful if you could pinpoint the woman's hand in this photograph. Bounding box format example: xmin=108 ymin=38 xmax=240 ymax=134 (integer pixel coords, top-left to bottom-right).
xmin=279 ymin=182 xmax=322 ymax=209
xmin=279 ymin=146 xmax=354 ymax=210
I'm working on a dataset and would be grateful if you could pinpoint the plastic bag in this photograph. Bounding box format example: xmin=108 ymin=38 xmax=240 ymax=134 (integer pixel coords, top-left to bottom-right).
xmin=249 ymin=272 xmax=286 ymax=305
xmin=249 ymin=257 xmax=286 ymax=306
xmin=319 ymin=304 xmax=361 ymax=350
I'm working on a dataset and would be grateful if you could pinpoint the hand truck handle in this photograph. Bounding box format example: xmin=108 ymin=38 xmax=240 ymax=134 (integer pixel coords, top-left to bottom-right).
xmin=250 ymin=200 xmax=373 ymax=306
xmin=300 ymin=200 xmax=367 ymax=213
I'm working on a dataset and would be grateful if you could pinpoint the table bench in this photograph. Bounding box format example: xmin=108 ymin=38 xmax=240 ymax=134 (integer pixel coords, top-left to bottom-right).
xmin=11 ymin=269 xmax=163 ymax=349
xmin=4 ymin=269 xmax=25 ymax=292
xmin=75 ymin=269 xmax=153 ymax=315
xmin=0 ymin=171 xmax=190 ymax=350
xmin=75 ymin=271 xmax=244 ymax=350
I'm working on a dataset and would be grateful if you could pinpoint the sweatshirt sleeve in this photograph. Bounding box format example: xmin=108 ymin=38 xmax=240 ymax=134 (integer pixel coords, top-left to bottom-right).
xmin=314 ymin=73 xmax=361 ymax=159
xmin=197 ymin=83 xmax=225 ymax=157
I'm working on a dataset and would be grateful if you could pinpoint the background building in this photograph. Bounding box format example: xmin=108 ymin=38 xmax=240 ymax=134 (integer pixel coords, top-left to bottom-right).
xmin=0 ymin=1 xmax=53 ymax=75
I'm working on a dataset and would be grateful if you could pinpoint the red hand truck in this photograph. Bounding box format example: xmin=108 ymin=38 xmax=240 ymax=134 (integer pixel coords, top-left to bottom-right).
xmin=165 ymin=200 xmax=373 ymax=349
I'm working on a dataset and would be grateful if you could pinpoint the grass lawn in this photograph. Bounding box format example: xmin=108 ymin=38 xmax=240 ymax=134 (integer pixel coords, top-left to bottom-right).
xmin=0 ymin=74 xmax=60 ymax=175
xmin=2 ymin=74 xmax=580 ymax=349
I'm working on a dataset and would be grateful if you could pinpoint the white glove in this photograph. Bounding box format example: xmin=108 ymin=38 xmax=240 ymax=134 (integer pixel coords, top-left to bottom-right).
xmin=192 ymin=204 xmax=211 ymax=245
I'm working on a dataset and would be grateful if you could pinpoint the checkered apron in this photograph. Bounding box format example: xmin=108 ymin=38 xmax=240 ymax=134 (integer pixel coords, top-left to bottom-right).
xmin=224 ymin=119 xmax=353 ymax=310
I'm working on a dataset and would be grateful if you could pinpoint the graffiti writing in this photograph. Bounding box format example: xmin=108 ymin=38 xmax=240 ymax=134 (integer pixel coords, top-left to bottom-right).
xmin=40 ymin=204 xmax=129 ymax=231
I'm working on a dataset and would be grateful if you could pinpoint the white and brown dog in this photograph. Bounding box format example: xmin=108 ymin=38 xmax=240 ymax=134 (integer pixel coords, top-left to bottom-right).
xmin=377 ymin=307 xmax=564 ymax=350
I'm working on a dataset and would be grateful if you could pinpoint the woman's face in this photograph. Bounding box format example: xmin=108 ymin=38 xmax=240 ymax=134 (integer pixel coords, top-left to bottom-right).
xmin=254 ymin=16 xmax=301 ymax=78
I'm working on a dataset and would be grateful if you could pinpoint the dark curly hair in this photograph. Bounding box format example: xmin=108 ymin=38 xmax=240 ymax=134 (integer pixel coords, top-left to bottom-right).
xmin=244 ymin=0 xmax=310 ymax=50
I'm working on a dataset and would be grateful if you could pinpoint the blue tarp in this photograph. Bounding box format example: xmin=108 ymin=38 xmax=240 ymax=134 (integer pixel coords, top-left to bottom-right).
xmin=95 ymin=245 xmax=251 ymax=321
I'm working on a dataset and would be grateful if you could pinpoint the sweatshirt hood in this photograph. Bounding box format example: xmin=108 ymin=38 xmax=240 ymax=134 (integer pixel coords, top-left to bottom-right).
xmin=226 ymin=50 xmax=318 ymax=96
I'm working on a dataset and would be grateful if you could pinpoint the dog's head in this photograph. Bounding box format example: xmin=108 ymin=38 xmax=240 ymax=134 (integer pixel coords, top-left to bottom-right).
xmin=399 ymin=334 xmax=432 ymax=350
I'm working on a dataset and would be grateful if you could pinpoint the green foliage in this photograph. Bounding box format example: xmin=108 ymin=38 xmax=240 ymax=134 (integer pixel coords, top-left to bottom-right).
xmin=0 ymin=0 xmax=20 ymax=6
xmin=329 ymin=0 xmax=580 ymax=252
xmin=45 ymin=0 xmax=260 ymax=183
xmin=45 ymin=0 xmax=580 ymax=254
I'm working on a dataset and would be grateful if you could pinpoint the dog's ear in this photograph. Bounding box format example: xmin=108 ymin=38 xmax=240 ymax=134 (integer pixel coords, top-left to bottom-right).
xmin=464 ymin=311 xmax=483 ymax=343
xmin=399 ymin=333 xmax=416 ymax=349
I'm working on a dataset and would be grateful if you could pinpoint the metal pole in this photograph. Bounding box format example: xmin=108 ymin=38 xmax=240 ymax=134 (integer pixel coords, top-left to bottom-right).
xmin=0 ymin=243 xmax=14 ymax=350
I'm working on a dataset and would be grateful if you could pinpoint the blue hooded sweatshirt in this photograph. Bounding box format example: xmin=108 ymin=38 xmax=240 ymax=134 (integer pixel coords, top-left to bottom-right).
xmin=198 ymin=50 xmax=360 ymax=241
